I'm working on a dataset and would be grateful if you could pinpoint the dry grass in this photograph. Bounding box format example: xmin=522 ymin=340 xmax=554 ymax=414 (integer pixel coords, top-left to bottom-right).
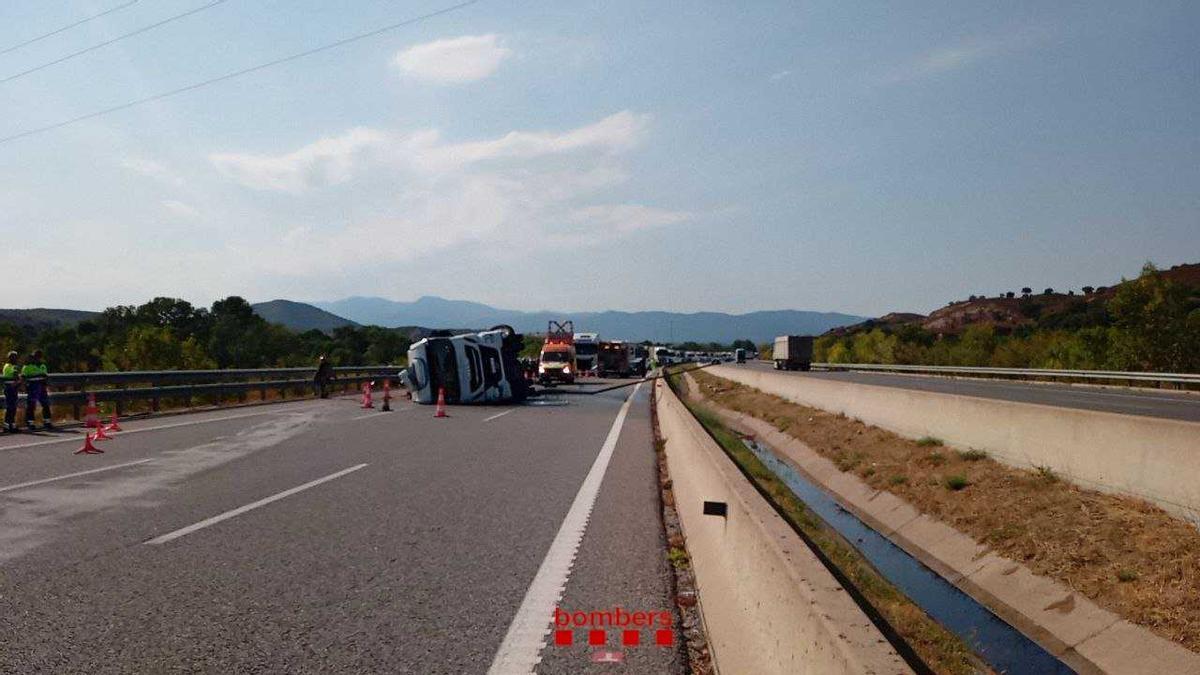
xmin=691 ymin=370 xmax=1200 ymax=652
xmin=671 ymin=374 xmax=990 ymax=674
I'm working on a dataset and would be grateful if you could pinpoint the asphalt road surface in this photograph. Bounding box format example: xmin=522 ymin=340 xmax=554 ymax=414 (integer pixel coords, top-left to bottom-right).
xmin=0 ymin=386 xmax=683 ymax=674
xmin=744 ymin=361 xmax=1200 ymax=422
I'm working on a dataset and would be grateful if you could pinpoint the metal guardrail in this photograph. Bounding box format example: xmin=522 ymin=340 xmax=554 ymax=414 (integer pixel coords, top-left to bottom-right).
xmin=809 ymin=362 xmax=1200 ymax=385
xmin=14 ymin=366 xmax=403 ymax=420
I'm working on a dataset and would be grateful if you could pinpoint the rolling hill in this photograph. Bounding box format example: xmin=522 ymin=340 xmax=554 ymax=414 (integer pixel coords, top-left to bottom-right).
xmin=315 ymin=296 xmax=864 ymax=343
xmin=250 ymin=300 xmax=358 ymax=333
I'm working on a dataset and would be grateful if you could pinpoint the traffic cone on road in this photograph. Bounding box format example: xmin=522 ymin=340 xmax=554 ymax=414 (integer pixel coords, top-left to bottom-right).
xmin=84 ymin=393 xmax=99 ymax=428
xmin=75 ymin=432 xmax=104 ymax=455
xmin=93 ymin=423 xmax=112 ymax=441
xmin=434 ymin=387 xmax=448 ymax=418
xmin=361 ymin=382 xmax=375 ymax=409
xmin=106 ymin=412 xmax=122 ymax=432
xmin=382 ymin=379 xmax=392 ymax=412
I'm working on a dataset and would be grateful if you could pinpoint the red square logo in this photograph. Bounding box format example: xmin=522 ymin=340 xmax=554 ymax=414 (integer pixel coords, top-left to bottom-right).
xmin=554 ymin=630 xmax=572 ymax=646
xmin=655 ymin=629 xmax=674 ymax=646
xmin=622 ymin=629 xmax=640 ymax=646
xmin=588 ymin=629 xmax=606 ymax=646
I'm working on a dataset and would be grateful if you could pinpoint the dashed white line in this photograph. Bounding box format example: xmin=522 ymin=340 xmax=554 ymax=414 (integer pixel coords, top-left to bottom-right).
xmin=144 ymin=463 xmax=369 ymax=545
xmin=0 ymin=459 xmax=154 ymax=494
xmin=482 ymin=409 xmax=515 ymax=422
xmin=0 ymin=410 xmax=280 ymax=452
xmin=487 ymin=383 xmax=640 ymax=674
xmin=349 ymin=409 xmax=410 ymax=421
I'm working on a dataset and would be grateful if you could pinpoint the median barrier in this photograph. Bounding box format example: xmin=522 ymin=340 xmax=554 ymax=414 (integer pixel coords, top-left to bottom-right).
xmin=710 ymin=365 xmax=1200 ymax=522
xmin=654 ymin=379 xmax=911 ymax=675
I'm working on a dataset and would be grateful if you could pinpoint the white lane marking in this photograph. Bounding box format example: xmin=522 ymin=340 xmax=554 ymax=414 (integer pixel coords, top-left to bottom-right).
xmin=0 ymin=410 xmax=279 ymax=452
xmin=488 ymin=383 xmax=641 ymax=675
xmin=144 ymin=463 xmax=369 ymax=545
xmin=482 ymin=409 xmax=515 ymax=423
xmin=0 ymin=459 xmax=154 ymax=494
xmin=349 ymin=408 xmax=410 ymax=421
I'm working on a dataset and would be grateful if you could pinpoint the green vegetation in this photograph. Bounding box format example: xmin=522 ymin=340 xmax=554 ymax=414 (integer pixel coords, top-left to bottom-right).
xmin=1117 ymin=569 xmax=1139 ymax=583
xmin=815 ymin=263 xmax=1200 ymax=372
xmin=1034 ymin=466 xmax=1059 ymax=484
xmin=956 ymin=449 xmax=988 ymax=461
xmin=915 ymin=436 xmax=944 ymax=447
xmin=0 ymin=296 xmax=411 ymax=372
xmin=944 ymin=475 xmax=970 ymax=491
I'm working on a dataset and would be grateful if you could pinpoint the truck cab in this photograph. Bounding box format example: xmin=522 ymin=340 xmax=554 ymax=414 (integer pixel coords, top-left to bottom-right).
xmin=402 ymin=326 xmax=531 ymax=404
xmin=573 ymin=332 xmax=599 ymax=374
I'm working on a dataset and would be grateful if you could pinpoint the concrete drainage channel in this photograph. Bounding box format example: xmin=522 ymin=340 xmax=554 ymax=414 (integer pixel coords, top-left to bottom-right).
xmin=741 ymin=435 xmax=1074 ymax=674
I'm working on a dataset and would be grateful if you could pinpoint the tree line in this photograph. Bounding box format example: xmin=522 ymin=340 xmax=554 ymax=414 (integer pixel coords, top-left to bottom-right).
xmin=811 ymin=264 xmax=1200 ymax=372
xmin=0 ymin=297 xmax=411 ymax=373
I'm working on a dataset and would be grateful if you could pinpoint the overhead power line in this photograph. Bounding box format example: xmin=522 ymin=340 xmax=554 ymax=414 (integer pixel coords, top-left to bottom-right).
xmin=0 ymin=0 xmax=482 ymax=147
xmin=0 ymin=1 xmax=141 ymax=56
xmin=4 ymin=1 xmax=230 ymax=85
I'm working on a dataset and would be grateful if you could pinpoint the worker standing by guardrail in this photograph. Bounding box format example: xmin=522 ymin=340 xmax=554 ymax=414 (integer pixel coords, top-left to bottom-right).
xmin=313 ymin=354 xmax=334 ymax=399
xmin=2 ymin=351 xmax=19 ymax=433
xmin=21 ymin=349 xmax=53 ymax=430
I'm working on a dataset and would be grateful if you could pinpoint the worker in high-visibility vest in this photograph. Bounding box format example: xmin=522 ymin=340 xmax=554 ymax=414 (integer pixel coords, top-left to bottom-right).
xmin=20 ymin=349 xmax=52 ymax=430
xmin=2 ymin=351 xmax=19 ymax=433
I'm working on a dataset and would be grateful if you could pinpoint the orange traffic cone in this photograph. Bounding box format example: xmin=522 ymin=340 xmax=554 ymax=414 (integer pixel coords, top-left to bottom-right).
xmin=84 ymin=393 xmax=99 ymax=428
xmin=361 ymin=382 xmax=375 ymax=409
xmin=106 ymin=412 xmax=122 ymax=432
xmin=75 ymin=432 xmax=104 ymax=455
xmin=434 ymin=387 xmax=448 ymax=418
xmin=382 ymin=379 xmax=392 ymax=412
xmin=93 ymin=423 xmax=112 ymax=441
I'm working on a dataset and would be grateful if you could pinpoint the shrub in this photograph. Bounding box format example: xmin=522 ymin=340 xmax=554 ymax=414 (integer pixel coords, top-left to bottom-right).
xmin=957 ymin=449 xmax=987 ymax=461
xmin=944 ymin=475 xmax=970 ymax=491
xmin=1117 ymin=569 xmax=1138 ymax=583
xmin=1034 ymin=466 xmax=1059 ymax=484
xmin=888 ymin=475 xmax=909 ymax=486
xmin=916 ymin=436 xmax=944 ymax=447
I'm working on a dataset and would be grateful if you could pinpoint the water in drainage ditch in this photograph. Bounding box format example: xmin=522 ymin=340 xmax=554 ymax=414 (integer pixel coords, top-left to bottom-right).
xmin=741 ymin=438 xmax=1074 ymax=675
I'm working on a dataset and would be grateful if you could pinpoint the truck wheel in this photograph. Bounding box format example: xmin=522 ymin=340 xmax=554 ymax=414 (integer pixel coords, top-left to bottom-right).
xmin=800 ymin=363 xmax=811 ymax=372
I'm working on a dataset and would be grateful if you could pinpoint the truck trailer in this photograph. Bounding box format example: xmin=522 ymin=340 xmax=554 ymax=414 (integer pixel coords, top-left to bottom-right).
xmin=772 ymin=335 xmax=814 ymax=371
xmin=597 ymin=340 xmax=632 ymax=377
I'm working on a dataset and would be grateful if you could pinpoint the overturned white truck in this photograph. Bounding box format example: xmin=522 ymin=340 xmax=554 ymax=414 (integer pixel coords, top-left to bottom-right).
xmin=401 ymin=325 xmax=532 ymax=404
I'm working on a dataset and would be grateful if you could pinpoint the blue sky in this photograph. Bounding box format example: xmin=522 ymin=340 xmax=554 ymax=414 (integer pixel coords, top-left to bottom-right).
xmin=0 ymin=0 xmax=1196 ymax=317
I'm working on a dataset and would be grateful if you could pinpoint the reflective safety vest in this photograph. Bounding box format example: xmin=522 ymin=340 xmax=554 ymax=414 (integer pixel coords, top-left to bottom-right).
xmin=1 ymin=363 xmax=17 ymax=383
xmin=21 ymin=362 xmax=48 ymax=383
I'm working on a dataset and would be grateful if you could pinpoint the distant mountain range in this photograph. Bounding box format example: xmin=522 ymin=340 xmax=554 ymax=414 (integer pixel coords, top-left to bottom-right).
xmin=314 ymin=296 xmax=864 ymax=343
xmin=1 ymin=297 xmax=865 ymax=343
xmin=250 ymin=300 xmax=358 ymax=332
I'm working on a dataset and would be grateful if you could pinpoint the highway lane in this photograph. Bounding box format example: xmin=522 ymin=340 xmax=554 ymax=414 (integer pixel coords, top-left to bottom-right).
xmin=743 ymin=361 xmax=1200 ymax=422
xmin=0 ymin=388 xmax=680 ymax=673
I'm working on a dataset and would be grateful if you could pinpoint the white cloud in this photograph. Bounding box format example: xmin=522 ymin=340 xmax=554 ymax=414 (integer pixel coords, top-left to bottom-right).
xmin=161 ymin=200 xmax=199 ymax=218
xmin=209 ymin=127 xmax=387 ymax=192
xmin=208 ymin=111 xmax=688 ymax=273
xmin=886 ymin=27 xmax=1046 ymax=83
xmin=120 ymin=157 xmax=185 ymax=186
xmin=393 ymin=34 xmax=511 ymax=84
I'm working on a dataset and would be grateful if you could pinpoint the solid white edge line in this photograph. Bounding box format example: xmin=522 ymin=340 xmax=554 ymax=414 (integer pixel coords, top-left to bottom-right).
xmin=0 ymin=410 xmax=280 ymax=452
xmin=0 ymin=459 xmax=154 ymax=494
xmin=487 ymin=383 xmax=641 ymax=675
xmin=144 ymin=463 xmax=369 ymax=545
xmin=483 ymin=409 xmax=515 ymax=423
